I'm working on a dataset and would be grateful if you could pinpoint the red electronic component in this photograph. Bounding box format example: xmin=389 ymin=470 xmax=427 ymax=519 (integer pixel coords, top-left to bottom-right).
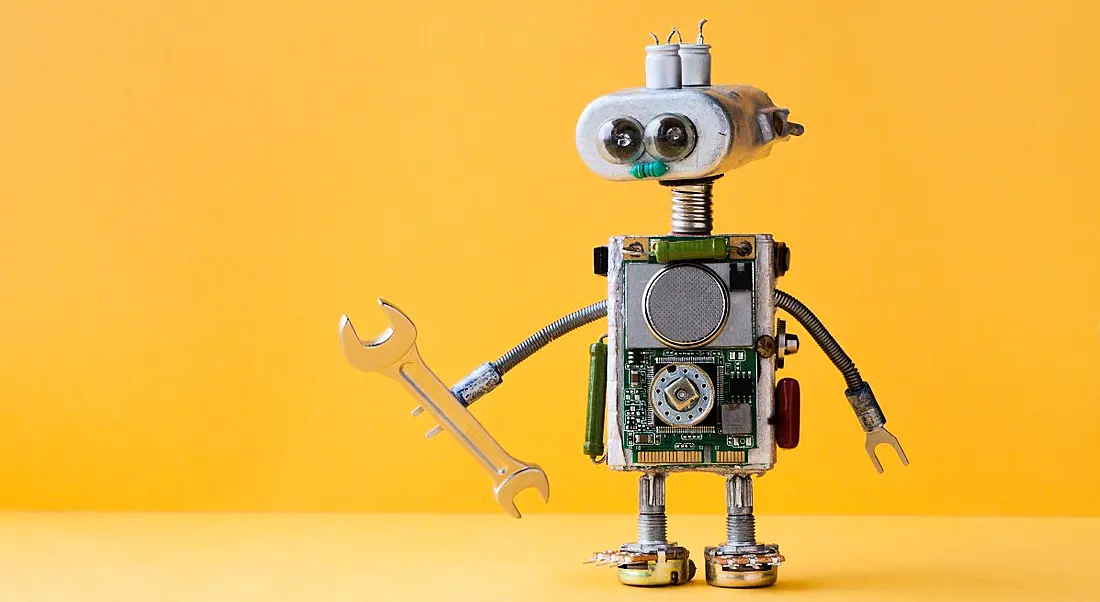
xmin=775 ymin=378 xmax=801 ymax=449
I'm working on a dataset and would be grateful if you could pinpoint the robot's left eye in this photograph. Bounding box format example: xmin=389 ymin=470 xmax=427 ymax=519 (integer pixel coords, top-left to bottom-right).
xmin=644 ymin=113 xmax=697 ymax=161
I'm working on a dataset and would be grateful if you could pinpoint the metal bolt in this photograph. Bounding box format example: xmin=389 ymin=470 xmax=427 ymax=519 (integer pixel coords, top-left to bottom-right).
xmin=755 ymin=335 xmax=777 ymax=358
xmin=782 ymin=333 xmax=799 ymax=355
xmin=773 ymin=242 xmax=791 ymax=277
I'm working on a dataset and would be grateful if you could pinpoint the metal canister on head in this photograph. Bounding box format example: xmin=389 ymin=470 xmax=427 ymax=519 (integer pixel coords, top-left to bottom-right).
xmin=645 ymin=43 xmax=681 ymax=90
xmin=679 ymin=19 xmax=712 ymax=86
xmin=679 ymin=44 xmax=711 ymax=86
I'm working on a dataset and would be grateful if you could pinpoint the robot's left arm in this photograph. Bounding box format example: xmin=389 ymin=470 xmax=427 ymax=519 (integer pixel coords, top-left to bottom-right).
xmin=775 ymin=289 xmax=909 ymax=473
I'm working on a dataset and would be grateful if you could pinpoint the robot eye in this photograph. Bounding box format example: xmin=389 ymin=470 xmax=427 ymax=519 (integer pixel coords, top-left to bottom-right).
xmin=644 ymin=113 xmax=697 ymax=161
xmin=597 ymin=117 xmax=645 ymax=164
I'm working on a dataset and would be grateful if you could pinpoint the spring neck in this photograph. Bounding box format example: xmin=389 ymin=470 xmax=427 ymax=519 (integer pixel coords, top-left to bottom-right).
xmin=664 ymin=177 xmax=719 ymax=235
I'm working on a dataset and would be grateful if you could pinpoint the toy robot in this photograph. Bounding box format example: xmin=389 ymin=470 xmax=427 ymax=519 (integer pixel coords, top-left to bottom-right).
xmin=339 ymin=20 xmax=907 ymax=589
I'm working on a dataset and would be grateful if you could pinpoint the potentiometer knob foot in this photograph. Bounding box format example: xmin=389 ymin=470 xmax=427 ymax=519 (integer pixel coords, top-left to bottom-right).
xmin=703 ymin=544 xmax=783 ymax=588
xmin=588 ymin=545 xmax=696 ymax=587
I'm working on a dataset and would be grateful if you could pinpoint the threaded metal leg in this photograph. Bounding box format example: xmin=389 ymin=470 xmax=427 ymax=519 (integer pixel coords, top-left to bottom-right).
xmin=725 ymin=515 xmax=756 ymax=546
xmin=638 ymin=473 xmax=668 ymax=545
xmin=638 ymin=514 xmax=668 ymax=545
xmin=725 ymin=475 xmax=757 ymax=546
xmin=669 ymin=181 xmax=714 ymax=235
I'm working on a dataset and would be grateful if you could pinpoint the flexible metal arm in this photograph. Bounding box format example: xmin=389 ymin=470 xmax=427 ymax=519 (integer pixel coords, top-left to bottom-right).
xmin=419 ymin=300 xmax=607 ymax=439
xmin=774 ymin=289 xmax=909 ymax=473
xmin=453 ymin=300 xmax=608 ymax=405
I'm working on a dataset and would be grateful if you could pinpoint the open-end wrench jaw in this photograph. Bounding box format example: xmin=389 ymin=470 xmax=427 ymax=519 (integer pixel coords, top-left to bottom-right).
xmin=340 ymin=298 xmax=417 ymax=372
xmin=495 ymin=466 xmax=551 ymax=519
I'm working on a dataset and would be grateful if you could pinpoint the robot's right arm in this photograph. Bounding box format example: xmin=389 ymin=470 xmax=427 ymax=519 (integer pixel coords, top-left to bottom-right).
xmin=340 ymin=299 xmax=606 ymax=517
xmin=450 ymin=301 xmax=607 ymax=408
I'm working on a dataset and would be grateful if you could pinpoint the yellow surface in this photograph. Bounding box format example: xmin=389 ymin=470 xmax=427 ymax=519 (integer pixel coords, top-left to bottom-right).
xmin=0 ymin=513 xmax=1097 ymax=601
xmin=1 ymin=1 xmax=1100 ymax=514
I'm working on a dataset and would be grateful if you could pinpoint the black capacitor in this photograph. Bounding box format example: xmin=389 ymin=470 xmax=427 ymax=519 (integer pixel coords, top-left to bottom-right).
xmin=729 ymin=262 xmax=753 ymax=290
xmin=593 ymin=246 xmax=609 ymax=276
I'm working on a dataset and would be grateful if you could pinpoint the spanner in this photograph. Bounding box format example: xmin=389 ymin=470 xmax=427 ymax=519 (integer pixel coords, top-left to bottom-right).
xmin=339 ymin=299 xmax=550 ymax=518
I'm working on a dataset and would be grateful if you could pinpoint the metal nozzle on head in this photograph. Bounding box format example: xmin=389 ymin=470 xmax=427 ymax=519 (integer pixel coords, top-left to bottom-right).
xmin=769 ymin=108 xmax=805 ymax=137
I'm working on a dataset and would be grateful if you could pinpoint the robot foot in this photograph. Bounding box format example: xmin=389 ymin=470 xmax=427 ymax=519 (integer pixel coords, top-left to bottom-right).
xmin=703 ymin=544 xmax=784 ymax=588
xmin=588 ymin=544 xmax=696 ymax=587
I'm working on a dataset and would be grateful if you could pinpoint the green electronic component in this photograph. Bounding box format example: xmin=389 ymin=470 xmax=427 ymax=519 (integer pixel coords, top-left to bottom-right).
xmin=584 ymin=336 xmax=608 ymax=458
xmin=630 ymin=161 xmax=669 ymax=179
xmin=652 ymin=237 xmax=729 ymax=263
xmin=621 ymin=348 xmax=758 ymax=464
xmin=618 ymin=245 xmax=761 ymax=465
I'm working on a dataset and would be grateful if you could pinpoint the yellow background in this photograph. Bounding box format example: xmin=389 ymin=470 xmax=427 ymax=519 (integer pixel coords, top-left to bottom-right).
xmin=4 ymin=514 xmax=1099 ymax=601
xmin=1 ymin=0 xmax=1098 ymax=516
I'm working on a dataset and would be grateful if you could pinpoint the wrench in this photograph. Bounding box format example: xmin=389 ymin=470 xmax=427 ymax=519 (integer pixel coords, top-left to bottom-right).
xmin=339 ymin=298 xmax=550 ymax=518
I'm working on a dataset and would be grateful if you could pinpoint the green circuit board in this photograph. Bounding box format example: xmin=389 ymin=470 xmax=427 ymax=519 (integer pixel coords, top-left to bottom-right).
xmin=618 ymin=235 xmax=763 ymax=466
xmin=622 ymin=347 xmax=758 ymax=465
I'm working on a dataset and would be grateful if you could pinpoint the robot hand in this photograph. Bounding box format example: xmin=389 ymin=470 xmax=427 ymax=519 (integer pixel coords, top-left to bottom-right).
xmin=339 ymin=299 xmax=549 ymax=517
xmin=865 ymin=426 xmax=909 ymax=473
xmin=846 ymin=382 xmax=909 ymax=473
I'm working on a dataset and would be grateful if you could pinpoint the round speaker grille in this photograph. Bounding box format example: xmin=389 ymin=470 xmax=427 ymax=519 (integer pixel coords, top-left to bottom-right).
xmin=643 ymin=264 xmax=729 ymax=348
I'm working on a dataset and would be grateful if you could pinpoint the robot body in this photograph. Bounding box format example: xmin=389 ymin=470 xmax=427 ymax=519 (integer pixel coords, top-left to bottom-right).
xmin=604 ymin=233 xmax=779 ymax=474
xmin=339 ymin=20 xmax=906 ymax=590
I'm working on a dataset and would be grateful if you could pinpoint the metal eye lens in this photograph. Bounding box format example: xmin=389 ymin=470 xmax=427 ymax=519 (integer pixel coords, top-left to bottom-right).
xmin=597 ymin=117 xmax=645 ymax=164
xmin=644 ymin=113 xmax=697 ymax=161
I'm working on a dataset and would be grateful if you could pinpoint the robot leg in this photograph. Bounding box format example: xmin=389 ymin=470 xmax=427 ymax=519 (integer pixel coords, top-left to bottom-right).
xmin=704 ymin=475 xmax=785 ymax=587
xmin=590 ymin=472 xmax=696 ymax=586
xmin=617 ymin=472 xmax=695 ymax=586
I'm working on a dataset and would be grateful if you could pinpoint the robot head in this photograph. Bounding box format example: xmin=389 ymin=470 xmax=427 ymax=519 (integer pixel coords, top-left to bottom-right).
xmin=576 ymin=22 xmax=803 ymax=182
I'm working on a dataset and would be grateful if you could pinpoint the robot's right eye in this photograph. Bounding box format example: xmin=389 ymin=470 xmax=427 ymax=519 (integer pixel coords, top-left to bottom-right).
xmin=596 ymin=117 xmax=645 ymax=164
